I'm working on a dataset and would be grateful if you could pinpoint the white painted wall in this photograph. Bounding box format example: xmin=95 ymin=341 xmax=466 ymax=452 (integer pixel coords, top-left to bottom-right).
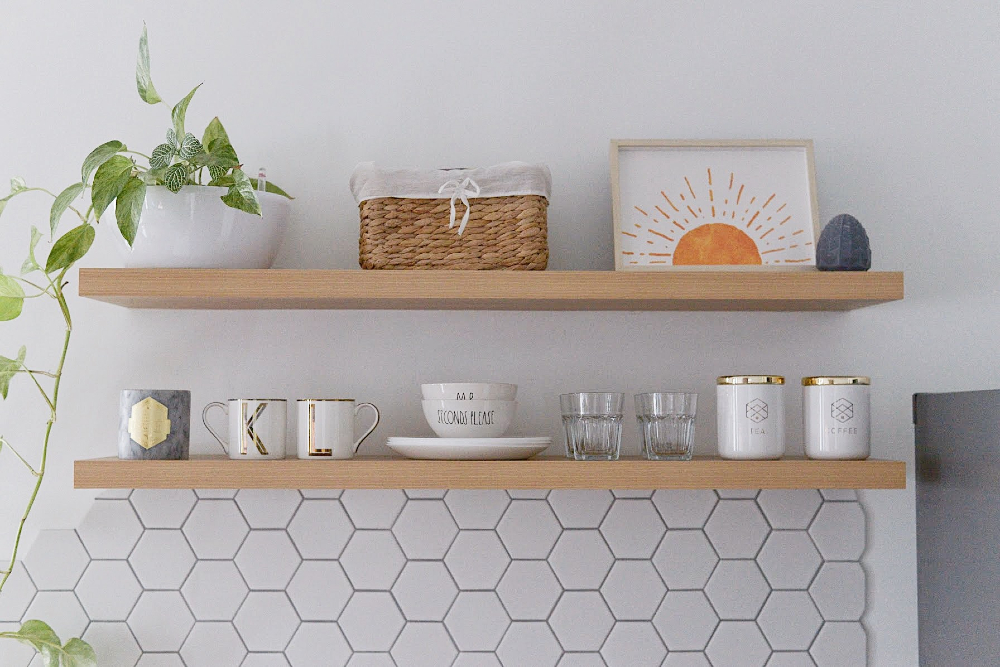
xmin=3 ymin=0 xmax=997 ymax=662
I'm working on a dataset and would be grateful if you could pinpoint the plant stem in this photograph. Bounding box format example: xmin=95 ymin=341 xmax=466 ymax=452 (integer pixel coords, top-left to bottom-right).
xmin=0 ymin=438 xmax=38 ymax=476
xmin=0 ymin=286 xmax=71 ymax=595
xmin=122 ymin=149 xmax=151 ymax=161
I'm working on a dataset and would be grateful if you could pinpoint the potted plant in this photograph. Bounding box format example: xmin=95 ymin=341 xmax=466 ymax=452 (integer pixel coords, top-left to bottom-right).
xmin=98 ymin=25 xmax=292 ymax=268
xmin=0 ymin=25 xmax=292 ymax=664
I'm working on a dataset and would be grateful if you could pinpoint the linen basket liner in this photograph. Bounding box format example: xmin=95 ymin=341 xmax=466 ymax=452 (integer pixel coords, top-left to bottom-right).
xmin=350 ymin=162 xmax=552 ymax=202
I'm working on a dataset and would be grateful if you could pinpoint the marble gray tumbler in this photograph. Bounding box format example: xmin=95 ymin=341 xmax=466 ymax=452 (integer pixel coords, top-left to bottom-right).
xmin=118 ymin=389 xmax=191 ymax=460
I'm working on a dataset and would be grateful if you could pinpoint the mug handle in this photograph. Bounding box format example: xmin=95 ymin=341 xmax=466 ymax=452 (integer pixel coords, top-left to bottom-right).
xmin=202 ymin=402 xmax=230 ymax=455
xmin=353 ymin=403 xmax=381 ymax=453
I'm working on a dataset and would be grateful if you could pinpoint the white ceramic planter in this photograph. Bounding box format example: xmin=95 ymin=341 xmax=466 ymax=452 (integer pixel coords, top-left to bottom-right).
xmin=115 ymin=185 xmax=290 ymax=268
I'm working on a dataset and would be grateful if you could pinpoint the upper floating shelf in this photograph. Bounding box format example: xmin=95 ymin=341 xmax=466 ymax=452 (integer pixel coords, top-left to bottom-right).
xmin=78 ymin=269 xmax=904 ymax=312
xmin=74 ymin=455 xmax=906 ymax=490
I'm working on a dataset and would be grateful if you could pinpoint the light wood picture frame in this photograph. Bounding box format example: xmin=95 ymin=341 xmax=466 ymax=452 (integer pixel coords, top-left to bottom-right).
xmin=611 ymin=140 xmax=821 ymax=271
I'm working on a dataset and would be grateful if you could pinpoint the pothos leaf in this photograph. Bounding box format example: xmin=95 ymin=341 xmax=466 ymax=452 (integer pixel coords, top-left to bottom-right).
xmin=202 ymin=117 xmax=231 ymax=148
xmin=115 ymin=177 xmax=146 ymax=246
xmin=199 ymin=141 xmax=239 ymax=169
xmin=21 ymin=226 xmax=42 ymax=275
xmin=163 ymin=164 xmax=188 ymax=193
xmin=45 ymin=224 xmax=95 ymax=274
xmin=0 ymin=177 xmax=30 ymax=221
xmin=0 ymin=620 xmax=96 ymax=667
xmin=49 ymin=182 xmax=85 ymax=236
xmin=60 ymin=638 xmax=97 ymax=667
xmin=0 ymin=274 xmax=25 ymax=322
xmin=221 ymin=168 xmax=262 ymax=215
xmin=136 ymin=24 xmax=162 ymax=104
xmin=171 ymin=83 xmax=202 ymax=144
xmin=247 ymin=178 xmax=294 ymax=199
xmin=178 ymin=133 xmax=204 ymax=160
xmin=90 ymin=155 xmax=134 ymax=219
xmin=0 ymin=345 xmax=26 ymax=399
xmin=81 ymin=140 xmax=125 ymax=184
xmin=141 ymin=167 xmax=166 ymax=185
xmin=150 ymin=143 xmax=174 ymax=169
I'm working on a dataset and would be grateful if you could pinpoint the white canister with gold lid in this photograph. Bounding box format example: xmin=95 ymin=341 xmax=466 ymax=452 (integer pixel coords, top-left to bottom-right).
xmin=716 ymin=375 xmax=785 ymax=460
xmin=803 ymin=376 xmax=870 ymax=460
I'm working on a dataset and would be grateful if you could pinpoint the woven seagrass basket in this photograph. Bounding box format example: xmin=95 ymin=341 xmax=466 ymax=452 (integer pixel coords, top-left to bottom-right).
xmin=358 ymin=195 xmax=548 ymax=270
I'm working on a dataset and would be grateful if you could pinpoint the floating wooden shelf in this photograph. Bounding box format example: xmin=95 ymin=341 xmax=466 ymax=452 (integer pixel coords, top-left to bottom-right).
xmin=78 ymin=269 xmax=903 ymax=311
xmin=74 ymin=455 xmax=905 ymax=490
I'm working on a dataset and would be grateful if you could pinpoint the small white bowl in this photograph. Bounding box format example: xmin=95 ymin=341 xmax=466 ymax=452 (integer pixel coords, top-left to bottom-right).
xmin=421 ymin=383 xmax=518 ymax=401
xmin=422 ymin=399 xmax=517 ymax=438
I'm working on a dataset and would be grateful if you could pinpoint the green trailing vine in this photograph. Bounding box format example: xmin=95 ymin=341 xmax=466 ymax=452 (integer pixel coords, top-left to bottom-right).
xmin=0 ymin=24 xmax=291 ymax=665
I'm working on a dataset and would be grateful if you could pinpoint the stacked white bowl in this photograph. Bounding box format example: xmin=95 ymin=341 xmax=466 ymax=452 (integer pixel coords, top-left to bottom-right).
xmin=421 ymin=383 xmax=518 ymax=438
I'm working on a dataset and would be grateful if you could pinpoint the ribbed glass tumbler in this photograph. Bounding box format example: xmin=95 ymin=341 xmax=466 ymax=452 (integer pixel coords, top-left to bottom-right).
xmin=560 ymin=392 xmax=625 ymax=461
xmin=635 ymin=392 xmax=697 ymax=461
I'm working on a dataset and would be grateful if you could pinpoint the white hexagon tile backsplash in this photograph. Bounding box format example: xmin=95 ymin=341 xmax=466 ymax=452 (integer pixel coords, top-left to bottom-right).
xmin=0 ymin=489 xmax=870 ymax=666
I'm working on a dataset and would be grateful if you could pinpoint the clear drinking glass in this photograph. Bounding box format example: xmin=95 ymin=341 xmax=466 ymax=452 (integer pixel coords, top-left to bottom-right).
xmin=635 ymin=392 xmax=698 ymax=461
xmin=560 ymin=393 xmax=625 ymax=461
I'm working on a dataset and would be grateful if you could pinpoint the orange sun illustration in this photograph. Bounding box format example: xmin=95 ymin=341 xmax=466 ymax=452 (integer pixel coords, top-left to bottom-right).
xmin=622 ymin=168 xmax=813 ymax=267
xmin=673 ymin=224 xmax=761 ymax=265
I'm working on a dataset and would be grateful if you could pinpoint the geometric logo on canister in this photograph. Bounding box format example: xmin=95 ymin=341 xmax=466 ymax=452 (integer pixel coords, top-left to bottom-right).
xmin=746 ymin=398 xmax=768 ymax=423
xmin=831 ymin=398 xmax=854 ymax=423
xmin=128 ymin=397 xmax=171 ymax=449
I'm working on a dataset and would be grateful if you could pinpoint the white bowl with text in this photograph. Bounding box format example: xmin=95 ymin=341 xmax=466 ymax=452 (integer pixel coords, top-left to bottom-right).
xmin=421 ymin=399 xmax=517 ymax=438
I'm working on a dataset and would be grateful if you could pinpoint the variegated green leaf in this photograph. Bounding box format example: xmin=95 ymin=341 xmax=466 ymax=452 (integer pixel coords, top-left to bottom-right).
xmin=21 ymin=226 xmax=42 ymax=275
xmin=136 ymin=24 xmax=161 ymax=104
xmin=115 ymin=177 xmax=146 ymax=246
xmin=91 ymin=155 xmax=134 ymax=219
xmin=201 ymin=141 xmax=240 ymax=170
xmin=0 ymin=275 xmax=25 ymax=322
xmin=179 ymin=133 xmax=204 ymax=160
xmin=141 ymin=167 xmax=166 ymax=185
xmin=202 ymin=117 xmax=231 ymax=150
xmin=208 ymin=166 xmax=227 ymax=182
xmin=247 ymin=178 xmax=294 ymax=199
xmin=150 ymin=143 xmax=174 ymax=169
xmin=163 ymin=164 xmax=188 ymax=193
xmin=208 ymin=173 xmax=235 ymax=187
xmin=81 ymin=140 xmax=125 ymax=184
xmin=60 ymin=638 xmax=97 ymax=667
xmin=46 ymin=224 xmax=95 ymax=274
xmin=0 ymin=345 xmax=26 ymax=399
xmin=0 ymin=620 xmax=96 ymax=667
xmin=171 ymin=84 xmax=202 ymax=145
xmin=0 ymin=178 xmax=29 ymax=221
xmin=221 ymin=168 xmax=261 ymax=215
xmin=166 ymin=128 xmax=177 ymax=147
xmin=49 ymin=182 xmax=85 ymax=236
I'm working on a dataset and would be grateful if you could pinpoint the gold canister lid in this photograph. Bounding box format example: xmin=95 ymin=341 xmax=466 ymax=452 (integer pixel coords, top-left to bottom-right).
xmin=802 ymin=376 xmax=870 ymax=386
xmin=717 ymin=375 xmax=785 ymax=385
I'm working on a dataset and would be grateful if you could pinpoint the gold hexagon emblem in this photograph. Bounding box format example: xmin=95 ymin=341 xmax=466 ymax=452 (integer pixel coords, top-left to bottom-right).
xmin=128 ymin=397 xmax=172 ymax=449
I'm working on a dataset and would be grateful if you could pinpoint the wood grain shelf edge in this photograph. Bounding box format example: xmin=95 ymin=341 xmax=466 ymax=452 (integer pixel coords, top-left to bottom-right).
xmin=74 ymin=455 xmax=906 ymax=490
xmin=77 ymin=269 xmax=904 ymax=311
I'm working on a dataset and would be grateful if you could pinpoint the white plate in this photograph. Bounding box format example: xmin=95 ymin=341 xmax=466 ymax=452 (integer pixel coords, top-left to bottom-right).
xmin=386 ymin=437 xmax=552 ymax=460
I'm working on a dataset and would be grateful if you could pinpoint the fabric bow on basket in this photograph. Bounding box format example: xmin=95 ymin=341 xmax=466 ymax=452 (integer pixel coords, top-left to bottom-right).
xmin=438 ymin=177 xmax=481 ymax=235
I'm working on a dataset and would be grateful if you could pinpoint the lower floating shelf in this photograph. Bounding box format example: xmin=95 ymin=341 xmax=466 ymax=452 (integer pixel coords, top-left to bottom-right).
xmin=74 ymin=455 xmax=905 ymax=490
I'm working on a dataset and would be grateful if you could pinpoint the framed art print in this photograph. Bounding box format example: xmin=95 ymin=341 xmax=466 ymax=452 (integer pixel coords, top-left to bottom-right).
xmin=611 ymin=140 xmax=821 ymax=270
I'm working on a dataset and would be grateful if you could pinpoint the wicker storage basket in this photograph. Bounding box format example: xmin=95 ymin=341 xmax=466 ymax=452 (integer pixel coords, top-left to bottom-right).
xmin=351 ymin=162 xmax=550 ymax=270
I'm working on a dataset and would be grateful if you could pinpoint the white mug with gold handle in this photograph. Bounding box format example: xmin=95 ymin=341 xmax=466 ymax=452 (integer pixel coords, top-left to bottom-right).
xmin=202 ymin=399 xmax=287 ymax=460
xmin=297 ymin=399 xmax=380 ymax=459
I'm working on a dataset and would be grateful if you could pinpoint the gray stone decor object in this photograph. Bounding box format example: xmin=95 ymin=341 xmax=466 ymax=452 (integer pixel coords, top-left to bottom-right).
xmin=118 ymin=389 xmax=191 ymax=460
xmin=816 ymin=214 xmax=872 ymax=271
